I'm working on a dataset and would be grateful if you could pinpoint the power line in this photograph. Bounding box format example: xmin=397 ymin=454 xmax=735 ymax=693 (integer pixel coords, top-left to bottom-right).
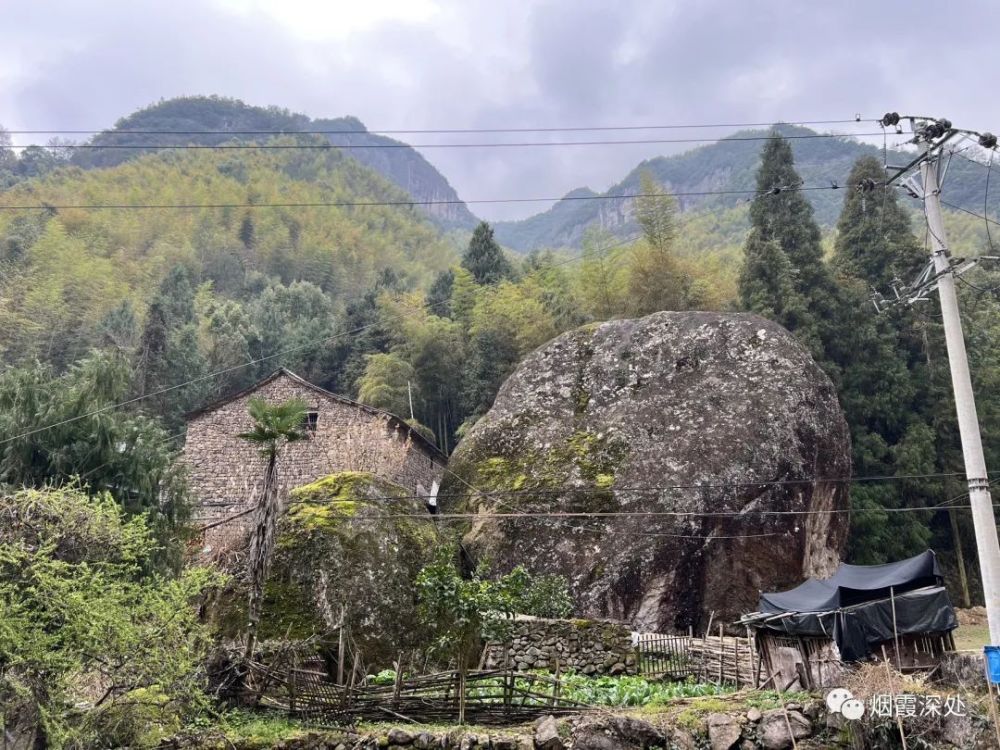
xmin=245 ymin=470 xmax=972 ymax=506
xmin=0 ymin=177 xmax=837 ymax=447
xmin=6 ymin=132 xmax=888 ymax=151
xmin=0 ymin=312 xmax=419 ymax=447
xmin=0 ymin=225 xmax=647 ymax=447
xmin=0 ymin=183 xmax=844 ymax=212
xmin=5 ymin=119 xmax=865 ymax=137
xmin=192 ymin=500 xmax=1000 ymax=536
xmin=939 ymin=199 xmax=1000 ymax=228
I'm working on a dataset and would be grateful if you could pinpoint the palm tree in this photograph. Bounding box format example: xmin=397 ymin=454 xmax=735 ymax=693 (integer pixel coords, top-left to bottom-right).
xmin=238 ymin=396 xmax=307 ymax=661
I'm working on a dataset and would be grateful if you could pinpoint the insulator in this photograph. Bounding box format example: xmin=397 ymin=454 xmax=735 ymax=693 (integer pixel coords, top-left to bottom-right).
xmin=922 ymin=122 xmax=945 ymax=139
xmin=880 ymin=112 xmax=900 ymax=127
xmin=979 ymin=132 xmax=998 ymax=149
xmin=937 ymin=118 xmax=952 ymax=131
xmin=857 ymin=177 xmax=878 ymax=192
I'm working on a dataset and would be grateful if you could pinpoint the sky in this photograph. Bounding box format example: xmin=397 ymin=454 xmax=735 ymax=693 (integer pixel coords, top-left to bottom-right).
xmin=3 ymin=1 xmax=1000 ymax=221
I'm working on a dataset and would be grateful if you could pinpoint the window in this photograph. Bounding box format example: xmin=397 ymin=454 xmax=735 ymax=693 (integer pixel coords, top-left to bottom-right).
xmin=301 ymin=411 xmax=319 ymax=434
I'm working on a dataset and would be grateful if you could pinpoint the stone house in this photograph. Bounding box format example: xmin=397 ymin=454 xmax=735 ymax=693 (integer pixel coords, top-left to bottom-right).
xmin=183 ymin=368 xmax=446 ymax=552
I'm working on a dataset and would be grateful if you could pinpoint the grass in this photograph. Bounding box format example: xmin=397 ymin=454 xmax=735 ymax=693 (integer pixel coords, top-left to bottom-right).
xmin=954 ymin=624 xmax=990 ymax=651
xmin=209 ymin=710 xmax=312 ymax=744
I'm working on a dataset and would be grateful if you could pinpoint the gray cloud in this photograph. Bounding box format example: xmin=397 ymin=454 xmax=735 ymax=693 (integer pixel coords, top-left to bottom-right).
xmin=3 ymin=1 xmax=1000 ymax=220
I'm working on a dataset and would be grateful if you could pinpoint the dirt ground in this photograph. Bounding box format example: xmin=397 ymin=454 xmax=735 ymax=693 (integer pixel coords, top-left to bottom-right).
xmin=954 ymin=607 xmax=990 ymax=650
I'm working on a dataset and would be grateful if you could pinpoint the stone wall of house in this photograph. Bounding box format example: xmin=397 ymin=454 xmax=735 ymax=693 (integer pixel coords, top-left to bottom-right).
xmin=184 ymin=373 xmax=445 ymax=551
xmin=484 ymin=617 xmax=638 ymax=676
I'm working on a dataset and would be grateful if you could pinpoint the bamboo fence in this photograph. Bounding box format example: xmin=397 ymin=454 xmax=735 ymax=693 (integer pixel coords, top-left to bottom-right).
xmin=636 ymin=631 xmax=756 ymax=688
xmin=244 ymin=662 xmax=589 ymax=724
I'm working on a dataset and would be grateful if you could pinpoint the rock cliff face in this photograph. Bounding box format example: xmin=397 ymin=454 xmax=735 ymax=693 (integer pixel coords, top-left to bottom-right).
xmin=443 ymin=312 xmax=851 ymax=632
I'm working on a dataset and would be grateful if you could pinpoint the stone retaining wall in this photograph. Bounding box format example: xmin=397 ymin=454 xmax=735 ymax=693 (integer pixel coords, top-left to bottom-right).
xmin=485 ymin=617 xmax=637 ymax=676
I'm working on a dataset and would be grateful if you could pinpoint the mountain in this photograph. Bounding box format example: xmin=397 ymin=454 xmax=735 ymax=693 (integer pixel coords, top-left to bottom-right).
xmin=70 ymin=96 xmax=479 ymax=230
xmin=0 ymin=131 xmax=455 ymax=367
xmin=494 ymin=124 xmax=999 ymax=252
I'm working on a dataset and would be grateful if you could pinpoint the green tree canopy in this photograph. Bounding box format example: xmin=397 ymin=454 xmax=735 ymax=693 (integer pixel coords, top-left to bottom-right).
xmin=0 ymin=351 xmax=188 ymax=540
xmin=462 ymin=221 xmax=513 ymax=285
xmin=0 ymin=486 xmax=220 ymax=748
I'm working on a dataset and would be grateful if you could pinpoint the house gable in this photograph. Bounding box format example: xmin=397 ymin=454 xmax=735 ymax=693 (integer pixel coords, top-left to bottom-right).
xmin=182 ymin=369 xmax=445 ymax=551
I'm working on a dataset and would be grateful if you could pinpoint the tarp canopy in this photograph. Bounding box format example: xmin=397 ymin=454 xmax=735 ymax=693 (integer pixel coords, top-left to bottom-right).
xmin=759 ymin=550 xmax=942 ymax=614
xmin=745 ymin=551 xmax=956 ymax=661
xmin=750 ymin=586 xmax=957 ymax=661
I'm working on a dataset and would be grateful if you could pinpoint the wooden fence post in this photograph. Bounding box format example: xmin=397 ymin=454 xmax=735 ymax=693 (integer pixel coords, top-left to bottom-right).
xmin=458 ymin=653 xmax=467 ymax=725
xmin=393 ymin=651 xmax=404 ymax=707
xmin=717 ymin=624 xmax=724 ymax=685
xmin=551 ymin=659 xmax=561 ymax=707
xmin=337 ymin=605 xmax=346 ymax=685
xmin=289 ymin=653 xmax=298 ymax=716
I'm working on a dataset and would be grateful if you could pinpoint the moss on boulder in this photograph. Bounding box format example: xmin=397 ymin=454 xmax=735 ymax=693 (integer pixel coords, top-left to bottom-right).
xmin=214 ymin=472 xmax=438 ymax=665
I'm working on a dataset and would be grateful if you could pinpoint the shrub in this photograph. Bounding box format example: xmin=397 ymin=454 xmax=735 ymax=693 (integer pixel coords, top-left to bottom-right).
xmin=0 ymin=486 xmax=223 ymax=747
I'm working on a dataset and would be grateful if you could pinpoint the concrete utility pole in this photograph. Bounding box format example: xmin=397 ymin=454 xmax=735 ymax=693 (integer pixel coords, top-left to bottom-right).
xmin=922 ymin=146 xmax=1000 ymax=645
xmin=878 ymin=113 xmax=1000 ymax=645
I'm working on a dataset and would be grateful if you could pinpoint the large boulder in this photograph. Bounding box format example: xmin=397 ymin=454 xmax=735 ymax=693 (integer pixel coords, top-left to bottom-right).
xmin=213 ymin=471 xmax=438 ymax=665
xmin=443 ymin=312 xmax=850 ymax=630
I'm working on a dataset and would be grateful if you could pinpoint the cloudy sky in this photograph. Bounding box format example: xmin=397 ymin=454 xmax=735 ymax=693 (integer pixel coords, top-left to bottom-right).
xmin=2 ymin=1 xmax=999 ymax=220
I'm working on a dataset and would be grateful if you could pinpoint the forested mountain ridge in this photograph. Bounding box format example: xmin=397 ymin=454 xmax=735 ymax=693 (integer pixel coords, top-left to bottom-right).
xmin=68 ymin=96 xmax=479 ymax=230
xmin=0 ymin=136 xmax=455 ymax=374
xmin=494 ymin=124 xmax=999 ymax=252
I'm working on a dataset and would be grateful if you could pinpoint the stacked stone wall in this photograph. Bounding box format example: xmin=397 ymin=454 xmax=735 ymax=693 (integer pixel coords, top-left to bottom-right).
xmin=183 ymin=373 xmax=444 ymax=551
xmin=485 ymin=617 xmax=637 ymax=676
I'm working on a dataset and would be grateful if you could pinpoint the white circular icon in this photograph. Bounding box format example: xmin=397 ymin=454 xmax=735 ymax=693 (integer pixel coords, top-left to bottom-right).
xmin=841 ymin=698 xmax=865 ymax=720
xmin=826 ymin=688 xmax=852 ymax=713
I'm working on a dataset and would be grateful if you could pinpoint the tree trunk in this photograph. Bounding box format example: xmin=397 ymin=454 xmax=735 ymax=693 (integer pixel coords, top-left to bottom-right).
xmin=949 ymin=507 xmax=972 ymax=608
xmin=245 ymin=451 xmax=279 ymax=662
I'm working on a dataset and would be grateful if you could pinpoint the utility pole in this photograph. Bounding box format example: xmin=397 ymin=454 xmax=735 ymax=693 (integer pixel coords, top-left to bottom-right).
xmin=877 ymin=113 xmax=1000 ymax=645
xmin=922 ymin=144 xmax=1000 ymax=645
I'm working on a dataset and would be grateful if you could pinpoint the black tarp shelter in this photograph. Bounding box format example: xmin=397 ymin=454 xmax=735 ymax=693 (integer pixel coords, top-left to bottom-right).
xmin=743 ymin=551 xmax=957 ymax=662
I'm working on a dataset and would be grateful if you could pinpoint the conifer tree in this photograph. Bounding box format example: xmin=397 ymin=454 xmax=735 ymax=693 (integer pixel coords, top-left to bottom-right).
xmin=739 ymin=133 xmax=833 ymax=355
xmin=833 ymin=156 xmax=926 ymax=287
xmin=829 ymin=156 xmax=941 ymax=565
xmin=462 ymin=222 xmax=513 ymax=285
xmin=134 ymin=266 xmax=207 ymax=428
xmin=426 ymin=268 xmax=455 ymax=317
xmin=737 ymin=228 xmax=809 ymax=328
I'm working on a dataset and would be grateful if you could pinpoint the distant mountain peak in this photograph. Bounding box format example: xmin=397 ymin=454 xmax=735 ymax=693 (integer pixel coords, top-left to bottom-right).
xmin=78 ymin=96 xmax=478 ymax=230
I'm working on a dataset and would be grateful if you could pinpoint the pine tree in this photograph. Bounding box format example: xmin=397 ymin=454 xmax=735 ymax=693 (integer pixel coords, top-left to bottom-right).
xmin=829 ymin=156 xmax=942 ymax=566
xmin=739 ymin=134 xmax=834 ymax=355
xmin=462 ymin=222 xmax=513 ymax=285
xmin=749 ymin=136 xmax=825 ymax=276
xmin=833 ymin=156 xmax=926 ymax=287
xmin=426 ymin=268 xmax=455 ymax=318
xmin=738 ymin=228 xmax=809 ymax=328
xmin=134 ymin=266 xmax=207 ymax=427
xmin=239 ymin=213 xmax=256 ymax=250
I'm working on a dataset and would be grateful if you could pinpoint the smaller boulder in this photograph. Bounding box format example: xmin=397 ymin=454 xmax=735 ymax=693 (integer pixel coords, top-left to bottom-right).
xmin=746 ymin=708 xmax=762 ymax=723
xmin=707 ymin=714 xmax=742 ymax=750
xmin=534 ymin=716 xmax=563 ymax=750
xmin=571 ymin=716 xmax=665 ymax=750
xmin=388 ymin=729 xmax=415 ymax=746
xmin=759 ymin=710 xmax=811 ymax=750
